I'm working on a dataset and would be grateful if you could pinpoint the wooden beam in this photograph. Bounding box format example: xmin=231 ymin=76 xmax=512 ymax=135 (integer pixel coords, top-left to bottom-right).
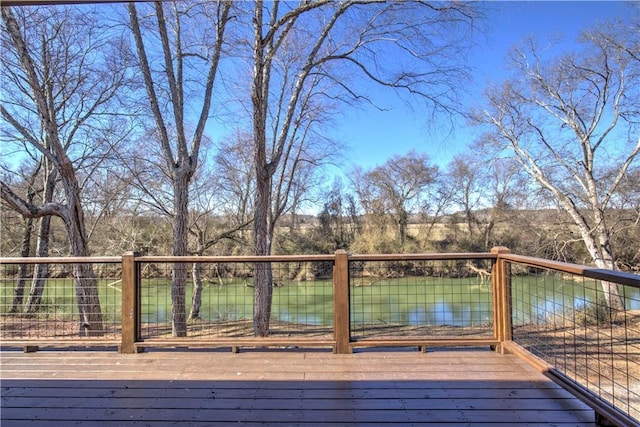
xmin=492 ymin=246 xmax=512 ymax=351
xmin=119 ymin=251 xmax=139 ymax=354
xmin=333 ymin=250 xmax=351 ymax=354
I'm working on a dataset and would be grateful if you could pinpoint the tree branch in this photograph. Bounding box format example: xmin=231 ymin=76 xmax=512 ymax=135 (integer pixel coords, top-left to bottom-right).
xmin=1 ymin=180 xmax=66 ymax=219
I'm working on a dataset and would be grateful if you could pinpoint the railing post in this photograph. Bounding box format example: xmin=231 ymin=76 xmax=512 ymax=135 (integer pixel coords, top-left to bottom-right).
xmin=333 ymin=249 xmax=351 ymax=354
xmin=119 ymin=251 xmax=140 ymax=354
xmin=491 ymin=246 xmax=512 ymax=353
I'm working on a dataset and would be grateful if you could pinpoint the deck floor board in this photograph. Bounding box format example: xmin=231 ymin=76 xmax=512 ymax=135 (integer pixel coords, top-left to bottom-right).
xmin=0 ymin=348 xmax=596 ymax=426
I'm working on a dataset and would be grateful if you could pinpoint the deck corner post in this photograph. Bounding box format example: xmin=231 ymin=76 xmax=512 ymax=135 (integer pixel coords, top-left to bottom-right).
xmin=491 ymin=246 xmax=512 ymax=352
xmin=120 ymin=251 xmax=140 ymax=354
xmin=333 ymin=249 xmax=351 ymax=354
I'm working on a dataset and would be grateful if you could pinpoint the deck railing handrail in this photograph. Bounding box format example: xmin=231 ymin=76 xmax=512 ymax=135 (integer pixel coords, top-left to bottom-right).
xmin=0 ymin=250 xmax=506 ymax=352
xmin=499 ymin=253 xmax=640 ymax=288
xmin=5 ymin=251 xmax=635 ymax=286
xmin=0 ymin=256 xmax=122 ymax=264
xmin=118 ymin=250 xmax=503 ymax=351
xmin=134 ymin=254 xmax=337 ymax=263
xmin=498 ymin=253 xmax=639 ymax=427
xmin=0 ymin=252 xmax=500 ymax=264
xmin=347 ymin=252 xmax=497 ymax=261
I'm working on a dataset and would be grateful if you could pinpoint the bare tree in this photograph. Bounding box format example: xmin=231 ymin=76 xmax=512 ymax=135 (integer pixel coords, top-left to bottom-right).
xmin=445 ymin=156 xmax=482 ymax=246
xmin=249 ymin=0 xmax=476 ymax=336
xmin=479 ymin=158 xmax=529 ymax=250
xmin=477 ymin=18 xmax=640 ymax=311
xmin=127 ymin=0 xmax=232 ymax=336
xmin=186 ymin=144 xmax=252 ymax=321
xmin=268 ymin=88 xmax=338 ymax=251
xmin=312 ymin=178 xmax=359 ymax=252
xmin=214 ymin=133 xmax=256 ymax=233
xmin=354 ymin=151 xmax=438 ymax=251
xmin=444 ymin=154 xmax=527 ymax=251
xmin=1 ymin=6 xmax=129 ymax=334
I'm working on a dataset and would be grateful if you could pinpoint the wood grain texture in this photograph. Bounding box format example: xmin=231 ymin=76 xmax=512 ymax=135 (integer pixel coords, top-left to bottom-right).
xmin=0 ymin=348 xmax=596 ymax=426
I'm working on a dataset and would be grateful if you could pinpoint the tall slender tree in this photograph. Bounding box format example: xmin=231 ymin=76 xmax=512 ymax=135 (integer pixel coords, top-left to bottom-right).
xmin=249 ymin=1 xmax=476 ymax=335
xmin=127 ymin=0 xmax=232 ymax=336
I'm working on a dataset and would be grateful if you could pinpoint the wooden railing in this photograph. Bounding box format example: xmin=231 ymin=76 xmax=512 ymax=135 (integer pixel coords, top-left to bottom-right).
xmin=2 ymin=248 xmax=639 ymax=425
xmin=120 ymin=249 xmax=503 ymax=353
xmin=497 ymin=253 xmax=640 ymax=427
xmin=1 ymin=249 xmax=504 ymax=352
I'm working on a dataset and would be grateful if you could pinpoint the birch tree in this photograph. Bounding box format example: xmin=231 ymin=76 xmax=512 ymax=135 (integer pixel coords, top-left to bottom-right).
xmin=1 ymin=6 xmax=129 ymax=334
xmin=477 ymin=19 xmax=640 ymax=311
xmin=127 ymin=0 xmax=232 ymax=336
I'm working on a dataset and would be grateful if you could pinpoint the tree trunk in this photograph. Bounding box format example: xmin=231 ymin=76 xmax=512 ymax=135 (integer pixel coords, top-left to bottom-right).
xmin=10 ymin=215 xmax=33 ymax=313
xmin=251 ymin=0 xmax=273 ymax=337
xmin=23 ymin=215 xmax=51 ymax=314
xmin=253 ymin=162 xmax=273 ymax=336
xmin=398 ymin=209 xmax=408 ymax=251
xmin=24 ymin=164 xmax=56 ymax=314
xmin=65 ymin=196 xmax=103 ymax=335
xmin=593 ymin=228 xmax=625 ymax=313
xmin=171 ymin=174 xmax=189 ymax=337
xmin=172 ymin=262 xmax=188 ymax=337
xmin=189 ymin=262 xmax=203 ymax=321
xmin=253 ymin=261 xmax=273 ymax=337
xmin=73 ymin=263 xmax=103 ymax=336
xmin=568 ymin=209 xmax=625 ymax=312
xmin=465 ymin=210 xmax=475 ymax=242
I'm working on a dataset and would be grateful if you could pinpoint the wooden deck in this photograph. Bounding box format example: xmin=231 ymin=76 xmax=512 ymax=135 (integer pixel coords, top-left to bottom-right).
xmin=0 ymin=347 xmax=596 ymax=426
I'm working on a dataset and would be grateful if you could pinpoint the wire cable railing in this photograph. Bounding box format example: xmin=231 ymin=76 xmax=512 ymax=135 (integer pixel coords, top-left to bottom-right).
xmin=499 ymin=254 xmax=640 ymax=427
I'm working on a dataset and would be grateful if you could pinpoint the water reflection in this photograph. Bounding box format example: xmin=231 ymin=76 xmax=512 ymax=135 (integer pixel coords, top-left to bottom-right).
xmin=511 ymin=277 xmax=640 ymax=326
xmin=407 ymin=303 xmax=482 ymax=327
xmin=349 ymin=280 xmax=493 ymax=328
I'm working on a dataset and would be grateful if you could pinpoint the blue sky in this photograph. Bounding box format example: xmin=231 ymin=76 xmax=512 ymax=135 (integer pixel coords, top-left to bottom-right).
xmin=2 ymin=1 xmax=633 ymax=180
xmin=331 ymin=1 xmax=635 ymax=173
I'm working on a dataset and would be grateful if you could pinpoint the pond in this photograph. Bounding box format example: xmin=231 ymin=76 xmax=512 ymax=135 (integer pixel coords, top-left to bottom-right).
xmin=139 ymin=275 xmax=640 ymax=327
xmin=511 ymin=274 xmax=640 ymax=325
